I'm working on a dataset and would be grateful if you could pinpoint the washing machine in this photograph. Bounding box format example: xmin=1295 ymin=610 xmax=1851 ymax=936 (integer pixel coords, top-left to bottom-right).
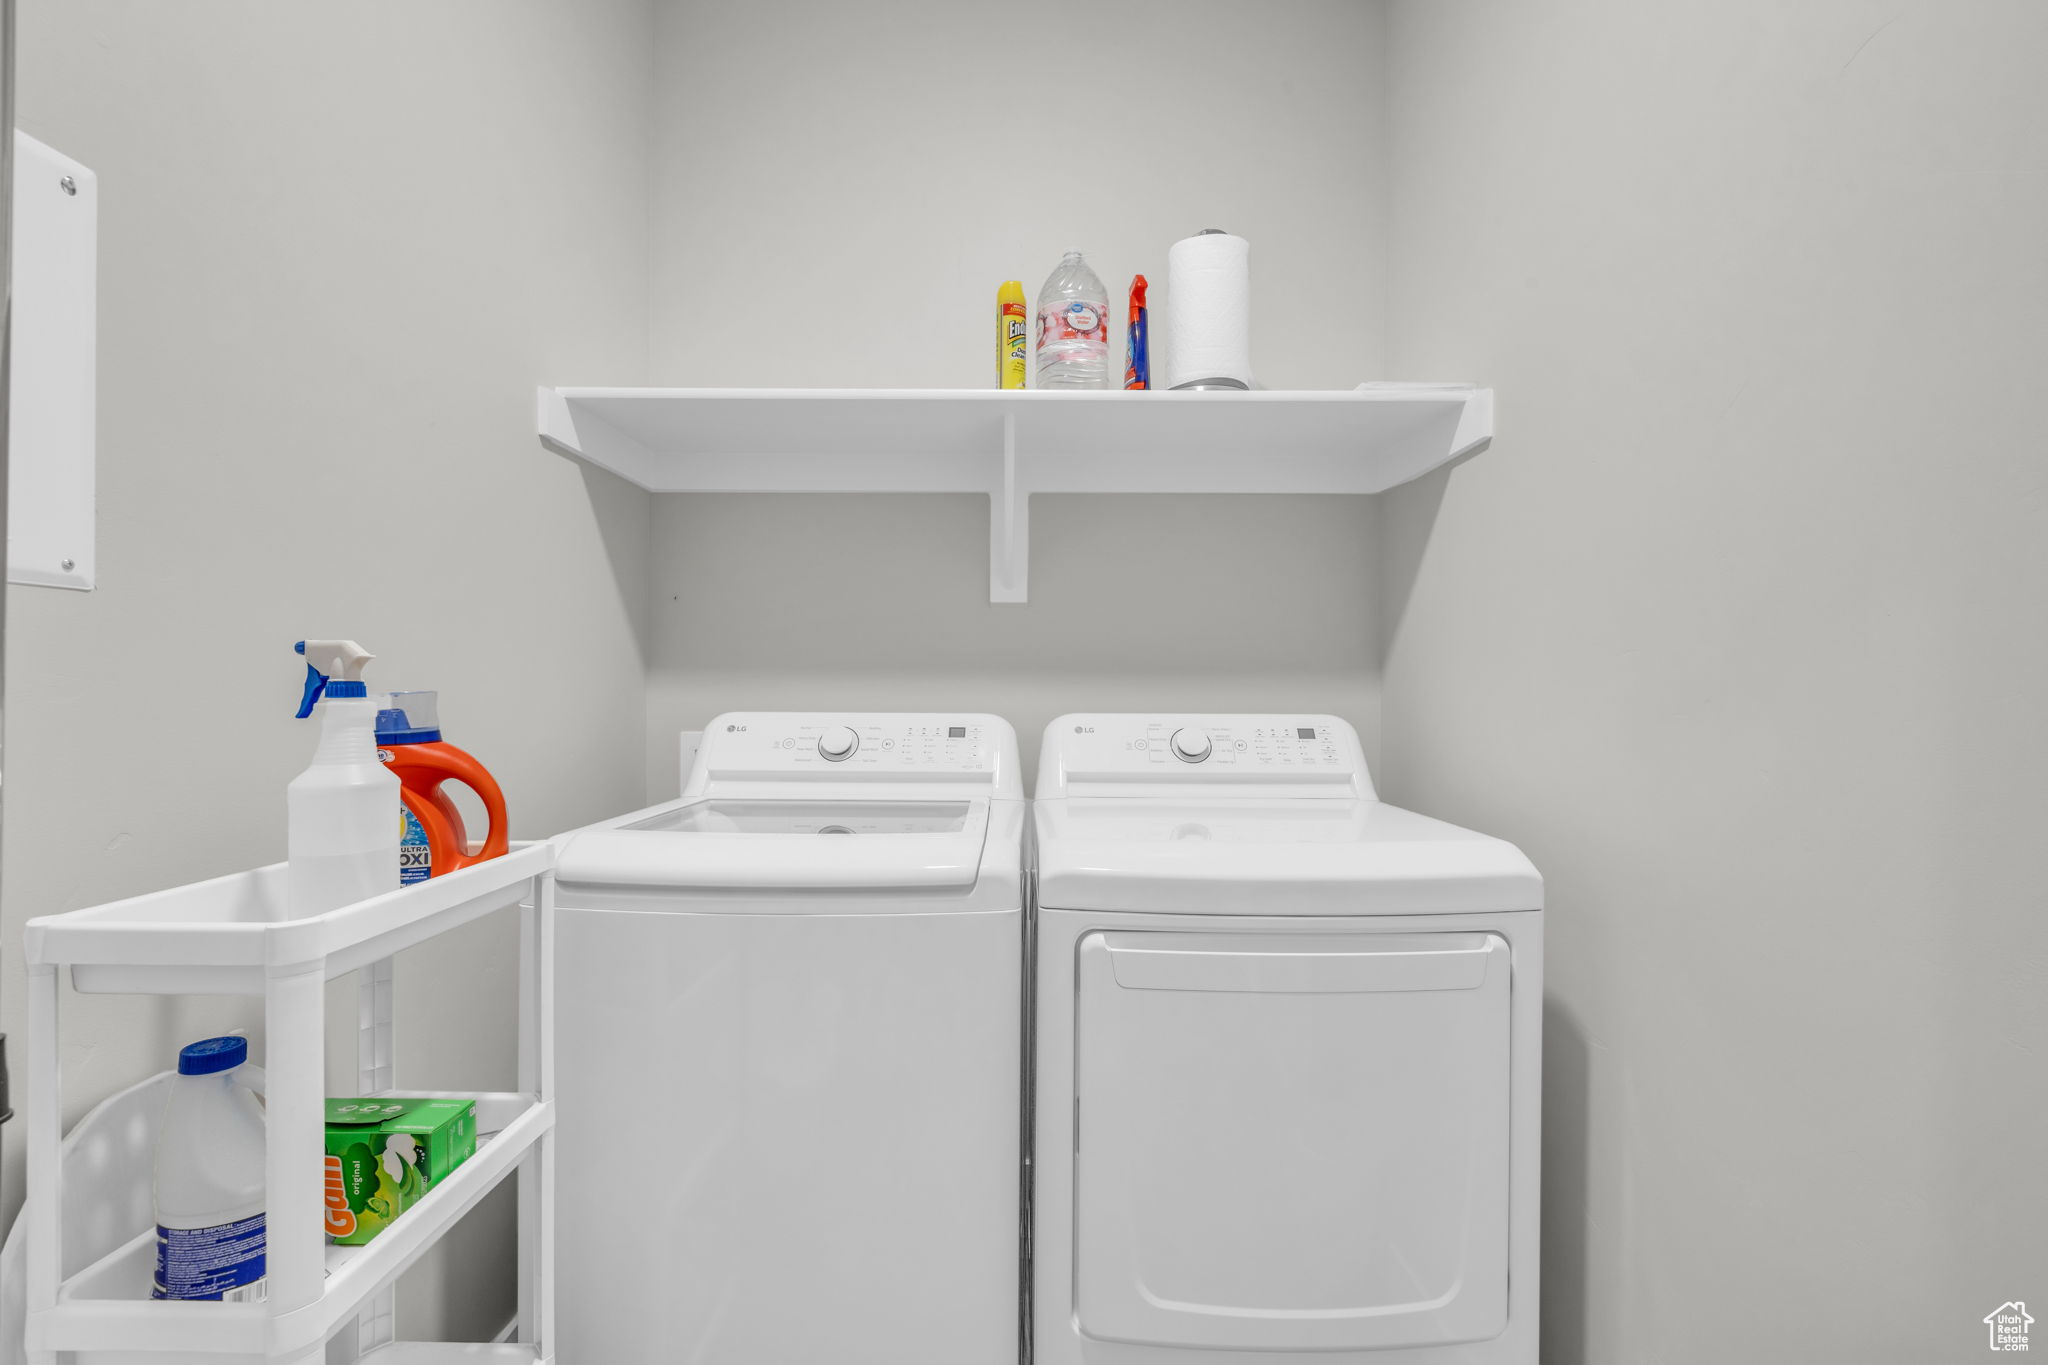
xmin=551 ymin=713 xmax=1026 ymax=1365
xmin=1031 ymin=715 xmax=1542 ymax=1365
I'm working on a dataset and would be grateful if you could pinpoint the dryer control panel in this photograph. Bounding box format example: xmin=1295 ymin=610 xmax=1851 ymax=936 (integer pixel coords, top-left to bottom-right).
xmin=1038 ymin=714 xmax=1374 ymax=800
xmin=685 ymin=712 xmax=1022 ymax=799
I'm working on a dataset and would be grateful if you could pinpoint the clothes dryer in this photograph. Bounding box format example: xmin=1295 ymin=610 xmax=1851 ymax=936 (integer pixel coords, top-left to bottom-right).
xmin=1032 ymin=715 xmax=1541 ymax=1365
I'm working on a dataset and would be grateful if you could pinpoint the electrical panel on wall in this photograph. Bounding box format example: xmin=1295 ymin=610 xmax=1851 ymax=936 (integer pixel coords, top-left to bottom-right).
xmin=9 ymin=131 xmax=96 ymax=590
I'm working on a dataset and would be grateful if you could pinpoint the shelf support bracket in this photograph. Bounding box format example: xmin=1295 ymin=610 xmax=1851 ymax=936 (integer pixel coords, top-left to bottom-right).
xmin=990 ymin=412 xmax=1029 ymax=603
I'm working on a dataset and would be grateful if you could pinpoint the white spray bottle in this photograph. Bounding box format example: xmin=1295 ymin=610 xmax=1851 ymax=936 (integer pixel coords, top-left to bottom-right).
xmin=290 ymin=640 xmax=399 ymax=918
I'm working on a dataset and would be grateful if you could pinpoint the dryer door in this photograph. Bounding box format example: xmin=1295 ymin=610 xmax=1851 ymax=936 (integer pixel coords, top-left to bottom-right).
xmin=1073 ymin=930 xmax=1512 ymax=1352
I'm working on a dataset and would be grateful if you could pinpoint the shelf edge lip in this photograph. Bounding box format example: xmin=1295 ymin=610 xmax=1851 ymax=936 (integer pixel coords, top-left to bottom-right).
xmin=535 ymin=383 xmax=1497 ymax=509
xmin=356 ymin=1350 xmax=544 ymax=1358
xmin=26 ymin=842 xmax=554 ymax=974
xmin=547 ymin=383 xmax=1480 ymax=402
xmin=30 ymin=1301 xmax=267 ymax=1356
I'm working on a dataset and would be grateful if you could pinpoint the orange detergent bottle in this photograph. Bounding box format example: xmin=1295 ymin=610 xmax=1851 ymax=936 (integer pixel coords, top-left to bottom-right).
xmin=374 ymin=691 xmax=508 ymax=884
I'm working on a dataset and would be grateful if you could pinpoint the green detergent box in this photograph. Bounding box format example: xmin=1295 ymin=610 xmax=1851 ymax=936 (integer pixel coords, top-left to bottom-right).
xmin=323 ymin=1097 xmax=477 ymax=1245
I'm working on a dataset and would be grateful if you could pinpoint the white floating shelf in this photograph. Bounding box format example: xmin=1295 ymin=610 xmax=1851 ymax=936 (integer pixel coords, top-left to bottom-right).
xmin=536 ymin=384 xmax=1493 ymax=602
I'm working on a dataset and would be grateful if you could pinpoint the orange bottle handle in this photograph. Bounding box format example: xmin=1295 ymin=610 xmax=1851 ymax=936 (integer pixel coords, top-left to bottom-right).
xmin=404 ymin=789 xmax=470 ymax=880
xmin=389 ymin=743 xmax=510 ymax=871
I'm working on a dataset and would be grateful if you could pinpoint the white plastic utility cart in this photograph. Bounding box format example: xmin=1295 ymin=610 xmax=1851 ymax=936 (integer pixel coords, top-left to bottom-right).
xmin=20 ymin=843 xmax=558 ymax=1364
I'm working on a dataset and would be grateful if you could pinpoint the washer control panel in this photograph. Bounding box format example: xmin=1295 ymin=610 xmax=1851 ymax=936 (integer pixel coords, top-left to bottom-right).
xmin=1068 ymin=717 xmax=1345 ymax=770
xmin=1043 ymin=714 xmax=1370 ymax=797
xmin=694 ymin=714 xmax=1006 ymax=778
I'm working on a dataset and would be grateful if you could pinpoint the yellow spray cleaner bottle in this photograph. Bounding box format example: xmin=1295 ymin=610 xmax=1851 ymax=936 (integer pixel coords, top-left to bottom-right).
xmin=998 ymin=281 xmax=1028 ymax=388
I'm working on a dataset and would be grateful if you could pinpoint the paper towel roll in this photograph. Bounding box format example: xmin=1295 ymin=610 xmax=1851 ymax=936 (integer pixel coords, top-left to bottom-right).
xmin=1165 ymin=230 xmax=1252 ymax=390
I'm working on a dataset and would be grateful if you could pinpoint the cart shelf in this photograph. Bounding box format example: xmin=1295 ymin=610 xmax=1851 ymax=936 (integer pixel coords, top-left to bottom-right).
xmin=43 ymin=1094 xmax=549 ymax=1357
xmin=27 ymin=841 xmax=552 ymax=995
xmin=23 ymin=849 xmax=560 ymax=1363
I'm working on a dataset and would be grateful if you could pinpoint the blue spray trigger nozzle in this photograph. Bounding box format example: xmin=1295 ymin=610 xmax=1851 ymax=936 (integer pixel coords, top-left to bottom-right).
xmin=297 ymin=663 xmax=328 ymax=719
xmin=294 ymin=639 xmax=376 ymax=719
xmin=294 ymin=641 xmax=328 ymax=718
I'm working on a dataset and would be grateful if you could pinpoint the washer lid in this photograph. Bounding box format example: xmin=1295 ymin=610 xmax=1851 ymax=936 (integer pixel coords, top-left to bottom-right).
xmin=557 ymin=797 xmax=994 ymax=892
xmin=630 ymin=799 xmax=974 ymax=835
xmin=1033 ymin=798 xmax=1541 ymax=915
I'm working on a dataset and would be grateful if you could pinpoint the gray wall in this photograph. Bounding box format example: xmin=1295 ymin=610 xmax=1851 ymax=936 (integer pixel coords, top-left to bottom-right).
xmin=645 ymin=491 xmax=1382 ymax=796
xmin=8 ymin=1 xmax=656 ymax=1340
xmin=13 ymin=1 xmax=2041 ymax=1354
xmin=1380 ymin=2 xmax=2048 ymax=1360
xmin=642 ymin=0 xmax=1391 ymax=797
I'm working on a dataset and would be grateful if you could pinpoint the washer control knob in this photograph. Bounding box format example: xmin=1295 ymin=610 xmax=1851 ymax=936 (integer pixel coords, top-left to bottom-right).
xmin=817 ymin=726 xmax=860 ymax=761
xmin=1170 ymin=727 xmax=1213 ymax=763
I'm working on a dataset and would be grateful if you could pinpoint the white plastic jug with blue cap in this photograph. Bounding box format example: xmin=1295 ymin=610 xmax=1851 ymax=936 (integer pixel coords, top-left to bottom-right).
xmin=153 ymin=1036 xmax=268 ymax=1302
xmin=290 ymin=639 xmax=400 ymax=920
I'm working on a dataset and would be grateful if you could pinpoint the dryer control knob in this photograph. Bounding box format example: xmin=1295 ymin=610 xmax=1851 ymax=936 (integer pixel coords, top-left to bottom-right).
xmin=817 ymin=726 xmax=860 ymax=761
xmin=1170 ymin=727 xmax=1213 ymax=763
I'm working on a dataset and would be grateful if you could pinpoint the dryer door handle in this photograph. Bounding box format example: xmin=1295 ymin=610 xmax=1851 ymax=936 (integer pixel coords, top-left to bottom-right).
xmin=1101 ymin=932 xmax=1503 ymax=994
